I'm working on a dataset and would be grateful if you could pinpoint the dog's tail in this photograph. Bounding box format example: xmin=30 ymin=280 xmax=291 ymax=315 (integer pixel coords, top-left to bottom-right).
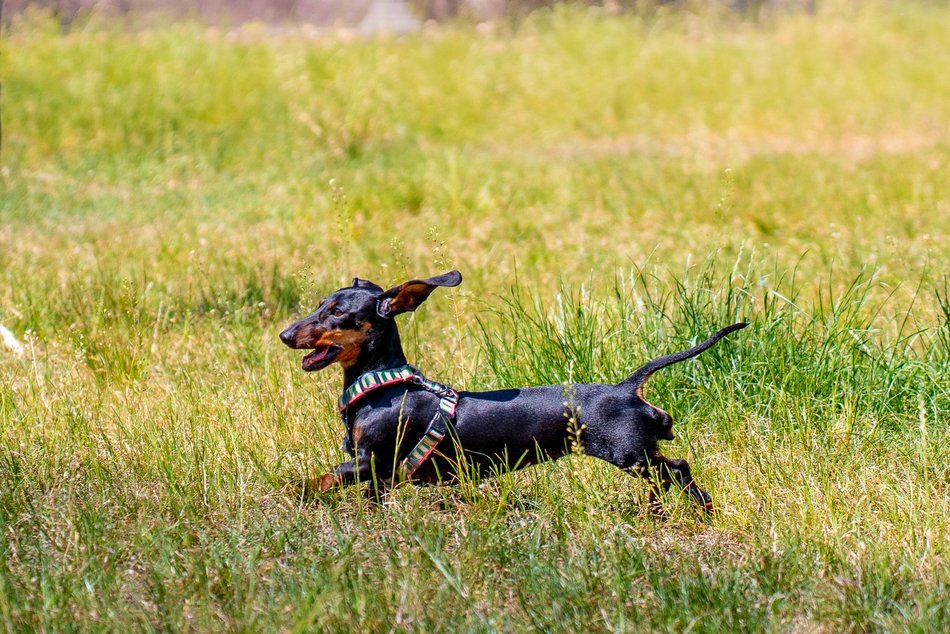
xmin=621 ymin=323 xmax=749 ymax=394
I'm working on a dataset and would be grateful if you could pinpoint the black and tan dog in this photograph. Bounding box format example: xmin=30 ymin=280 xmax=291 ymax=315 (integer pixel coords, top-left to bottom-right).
xmin=280 ymin=271 xmax=747 ymax=512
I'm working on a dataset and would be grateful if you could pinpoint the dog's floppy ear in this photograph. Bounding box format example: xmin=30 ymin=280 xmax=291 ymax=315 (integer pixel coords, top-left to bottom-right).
xmin=377 ymin=271 xmax=462 ymax=318
xmin=352 ymin=277 xmax=384 ymax=293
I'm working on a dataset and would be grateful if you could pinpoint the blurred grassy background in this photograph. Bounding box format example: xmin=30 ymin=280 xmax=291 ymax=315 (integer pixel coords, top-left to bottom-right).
xmin=1 ymin=2 xmax=948 ymax=631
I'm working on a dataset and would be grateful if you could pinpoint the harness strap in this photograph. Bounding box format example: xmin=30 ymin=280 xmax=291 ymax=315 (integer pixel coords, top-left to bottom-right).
xmin=338 ymin=365 xmax=459 ymax=478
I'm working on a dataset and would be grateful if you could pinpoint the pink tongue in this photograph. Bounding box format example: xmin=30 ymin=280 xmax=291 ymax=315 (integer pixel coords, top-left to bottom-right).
xmin=303 ymin=348 xmax=330 ymax=368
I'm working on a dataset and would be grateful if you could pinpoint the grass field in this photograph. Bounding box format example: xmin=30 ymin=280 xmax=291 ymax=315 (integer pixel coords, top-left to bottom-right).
xmin=1 ymin=2 xmax=949 ymax=631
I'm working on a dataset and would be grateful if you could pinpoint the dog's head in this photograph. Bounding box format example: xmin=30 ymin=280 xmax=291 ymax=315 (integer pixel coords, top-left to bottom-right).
xmin=279 ymin=271 xmax=462 ymax=372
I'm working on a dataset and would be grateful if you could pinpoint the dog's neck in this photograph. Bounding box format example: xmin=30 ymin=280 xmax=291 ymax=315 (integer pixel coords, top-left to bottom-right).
xmin=342 ymin=322 xmax=408 ymax=390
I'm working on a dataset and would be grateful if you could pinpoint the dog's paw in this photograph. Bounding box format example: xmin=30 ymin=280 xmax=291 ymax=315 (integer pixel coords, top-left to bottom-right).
xmin=287 ymin=474 xmax=337 ymax=502
xmin=684 ymin=486 xmax=716 ymax=520
xmin=688 ymin=487 xmax=715 ymax=515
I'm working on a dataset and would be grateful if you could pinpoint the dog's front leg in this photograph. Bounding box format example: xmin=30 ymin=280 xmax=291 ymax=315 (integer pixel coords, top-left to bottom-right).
xmin=297 ymin=453 xmax=378 ymax=499
xmin=303 ymin=462 xmax=357 ymax=494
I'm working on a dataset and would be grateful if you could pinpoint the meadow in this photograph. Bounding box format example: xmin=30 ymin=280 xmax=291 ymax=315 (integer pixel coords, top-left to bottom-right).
xmin=1 ymin=3 xmax=948 ymax=631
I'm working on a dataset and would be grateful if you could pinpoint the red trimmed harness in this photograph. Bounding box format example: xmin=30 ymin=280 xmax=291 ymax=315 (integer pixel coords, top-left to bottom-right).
xmin=338 ymin=365 xmax=459 ymax=478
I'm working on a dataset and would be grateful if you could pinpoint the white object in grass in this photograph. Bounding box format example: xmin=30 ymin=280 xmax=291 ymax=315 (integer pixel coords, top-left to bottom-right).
xmin=1 ymin=323 xmax=24 ymax=355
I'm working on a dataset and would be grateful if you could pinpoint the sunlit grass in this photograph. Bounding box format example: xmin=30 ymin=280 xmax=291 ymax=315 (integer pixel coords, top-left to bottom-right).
xmin=1 ymin=3 xmax=948 ymax=630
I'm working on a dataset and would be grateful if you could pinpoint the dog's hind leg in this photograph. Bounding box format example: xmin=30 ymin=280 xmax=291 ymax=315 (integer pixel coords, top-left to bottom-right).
xmin=628 ymin=454 xmax=713 ymax=515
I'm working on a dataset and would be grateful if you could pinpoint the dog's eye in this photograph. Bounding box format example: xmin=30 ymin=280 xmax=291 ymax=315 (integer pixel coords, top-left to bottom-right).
xmin=330 ymin=307 xmax=345 ymax=317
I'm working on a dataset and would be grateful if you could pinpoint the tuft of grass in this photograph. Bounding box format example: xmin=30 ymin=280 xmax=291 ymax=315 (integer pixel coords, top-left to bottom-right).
xmin=479 ymin=258 xmax=946 ymax=429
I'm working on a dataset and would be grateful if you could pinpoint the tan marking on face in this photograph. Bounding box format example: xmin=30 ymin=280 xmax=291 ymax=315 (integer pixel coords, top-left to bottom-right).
xmin=295 ymin=324 xmax=322 ymax=348
xmin=303 ymin=322 xmax=372 ymax=368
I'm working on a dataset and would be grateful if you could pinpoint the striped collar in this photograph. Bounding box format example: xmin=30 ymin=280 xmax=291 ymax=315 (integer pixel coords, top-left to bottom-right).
xmin=338 ymin=364 xmax=421 ymax=413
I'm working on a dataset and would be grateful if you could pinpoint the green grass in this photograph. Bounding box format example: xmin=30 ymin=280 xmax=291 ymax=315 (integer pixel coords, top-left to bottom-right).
xmin=1 ymin=3 xmax=949 ymax=631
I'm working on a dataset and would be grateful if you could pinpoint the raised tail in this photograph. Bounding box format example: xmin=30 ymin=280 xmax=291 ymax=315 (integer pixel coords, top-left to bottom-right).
xmin=621 ymin=322 xmax=749 ymax=393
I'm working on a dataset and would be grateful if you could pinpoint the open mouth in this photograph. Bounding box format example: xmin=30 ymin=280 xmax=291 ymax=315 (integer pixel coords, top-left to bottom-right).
xmin=301 ymin=345 xmax=341 ymax=371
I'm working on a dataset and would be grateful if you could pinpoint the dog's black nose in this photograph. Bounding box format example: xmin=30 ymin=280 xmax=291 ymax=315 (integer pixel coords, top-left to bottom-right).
xmin=279 ymin=327 xmax=296 ymax=347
